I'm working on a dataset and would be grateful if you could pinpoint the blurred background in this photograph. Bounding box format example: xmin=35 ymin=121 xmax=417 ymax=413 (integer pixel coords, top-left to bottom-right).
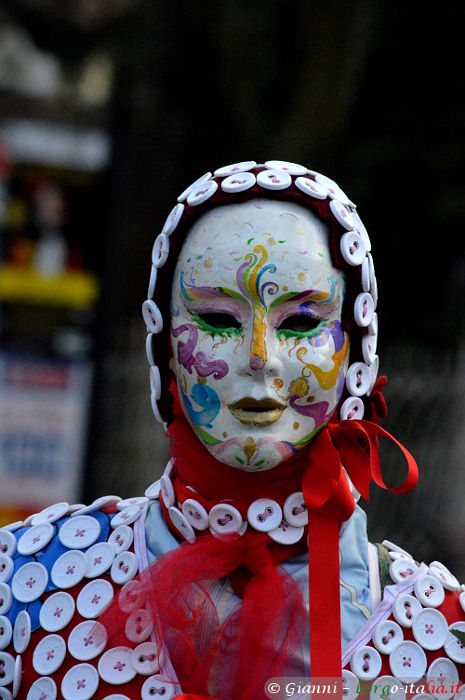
xmin=0 ymin=1 xmax=464 ymax=576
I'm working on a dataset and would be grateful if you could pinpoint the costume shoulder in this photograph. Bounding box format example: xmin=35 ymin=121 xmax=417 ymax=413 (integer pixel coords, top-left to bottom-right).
xmin=344 ymin=539 xmax=465 ymax=698
xmin=0 ymin=483 xmax=178 ymax=699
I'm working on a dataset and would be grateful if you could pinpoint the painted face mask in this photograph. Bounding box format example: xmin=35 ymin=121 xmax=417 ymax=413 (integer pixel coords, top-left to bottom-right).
xmin=169 ymin=199 xmax=349 ymax=470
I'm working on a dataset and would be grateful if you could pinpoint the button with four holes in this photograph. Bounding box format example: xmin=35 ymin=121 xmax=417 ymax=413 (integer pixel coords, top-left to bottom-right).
xmin=77 ymin=578 xmax=114 ymax=619
xmin=33 ymin=634 xmax=67 ymax=675
xmin=58 ymin=516 xmax=101 ymax=550
xmin=68 ymin=620 xmax=108 ymax=661
xmin=98 ymin=646 xmax=137 ymax=685
xmin=40 ymin=591 xmax=76 ymax=632
xmin=412 ymin=608 xmax=448 ymax=650
xmin=61 ymin=663 xmax=100 ymax=700
xmin=13 ymin=610 xmax=31 ymax=654
xmin=12 ymin=561 xmax=48 ymax=602
xmin=389 ymin=640 xmax=427 ymax=683
xmin=51 ymin=550 xmax=87 ymax=589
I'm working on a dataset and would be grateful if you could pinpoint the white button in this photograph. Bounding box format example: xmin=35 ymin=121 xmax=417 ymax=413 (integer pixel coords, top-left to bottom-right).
xmin=340 ymin=396 xmax=364 ymax=421
xmin=17 ymin=523 xmax=54 ymax=556
xmin=142 ymin=300 xmax=163 ymax=334
xmin=368 ymin=356 xmax=379 ymax=395
xmin=0 ymin=617 xmax=12 ymax=651
xmin=68 ymin=620 xmax=108 ymax=661
xmin=214 ymin=161 xmax=257 ymax=177
xmin=429 ymin=564 xmax=461 ymax=592
xmin=445 ymin=622 xmax=465 ymax=664
xmin=85 ymin=542 xmax=115 ymax=578
xmin=148 ymin=366 xmax=162 ymax=402
xmin=0 ymin=557 xmax=14 ymax=584
xmin=221 ymin=171 xmax=256 ymax=193
xmin=110 ymin=551 xmax=138 ymax=585
xmin=98 ymin=646 xmax=137 ymax=685
xmin=31 ymin=502 xmax=70 ymax=526
xmin=168 ymin=507 xmax=196 ymax=541
xmin=110 ymin=505 xmax=141 ymax=529
xmin=141 ymin=675 xmax=176 ymax=700
xmin=150 ymin=393 xmax=163 ymax=423
xmin=427 ymin=658 xmax=459 ymax=699
xmin=159 ymin=476 xmax=175 ymax=508
xmin=283 ymin=492 xmax=308 ymax=527
xmin=393 ymin=594 xmax=422 ymax=628
xmin=0 ymin=652 xmax=14 ymax=686
xmin=32 ymin=634 xmax=67 ymax=675
xmin=151 ymin=233 xmax=169 ymax=269
xmin=369 ymin=676 xmax=406 ymax=700
xmin=130 ymin=642 xmax=161 ymax=676
xmin=352 ymin=211 xmax=372 ymax=252
xmin=13 ymin=611 xmax=31 ymax=654
xmin=368 ymin=253 xmax=378 ymax=309
xmin=346 ymin=362 xmax=371 ymax=397
xmin=372 ymin=619 xmax=404 ymax=654
xmin=389 ymin=558 xmax=419 ymax=583
xmin=68 ymin=504 xmax=87 ymax=514
xmin=350 ymin=645 xmax=382 ymax=680
xmin=13 ymin=654 xmax=21 ymax=697
xmin=161 ymin=202 xmax=184 ymax=235
xmin=118 ymin=580 xmax=144 ymax=614
xmin=77 ymin=579 xmax=114 ymax=619
xmin=108 ymin=525 xmax=134 ymax=554
xmin=361 ymin=256 xmax=370 ymax=292
xmin=382 ymin=540 xmax=413 ymax=557
xmin=144 ymin=481 xmax=160 ymax=500
xmin=147 ymin=266 xmax=157 ymax=300
xmin=0 ymin=585 xmax=12 ymax=616
xmin=177 ymin=172 xmax=212 ymax=202
xmin=51 ymin=549 xmax=87 ymax=589
xmin=248 ymin=499 xmax=282 ymax=532
xmin=186 ymin=179 xmax=218 ymax=206
xmin=12 ymin=562 xmax=48 ymax=603
xmin=0 ymin=687 xmax=12 ymax=699
xmin=340 ymin=232 xmax=366 ymax=266
xmin=26 ymin=676 xmax=57 ymax=700
xmin=329 ymin=199 xmax=355 ymax=230
xmin=181 ymin=499 xmax=209 ymax=530
xmin=124 ymin=608 xmax=152 ymax=644
xmin=414 ymin=575 xmax=445 ymax=607
xmin=256 ymin=169 xmax=292 ymax=190
xmin=264 ymin=160 xmax=307 ymax=175
xmin=295 ymin=176 xmax=328 ymax=199
xmin=0 ymin=523 xmax=23 ymax=534
xmin=102 ymin=696 xmax=131 ymax=700
xmin=61 ymin=663 xmax=100 ymax=700
xmin=341 ymin=669 xmax=359 ymax=700
xmin=362 ymin=333 xmax=378 ymax=366
xmin=117 ymin=497 xmax=149 ymax=510
xmin=268 ymin=521 xmax=304 ymax=545
xmin=58 ymin=515 xmax=101 ymax=550
xmin=70 ymin=496 xmax=121 ymax=517
xmin=389 ymin=640 xmax=427 ymax=683
xmin=354 ymin=292 xmax=375 ymax=328
xmin=389 ymin=551 xmax=414 ymax=562
xmin=39 ymin=591 xmax=75 ymax=632
xmin=0 ymin=532 xmax=16 ymax=559
xmin=412 ymin=608 xmax=448 ymax=650
xmin=163 ymin=459 xmax=174 ymax=477
xmin=23 ymin=514 xmax=39 ymax=527
xmin=209 ymin=504 xmax=243 ymax=534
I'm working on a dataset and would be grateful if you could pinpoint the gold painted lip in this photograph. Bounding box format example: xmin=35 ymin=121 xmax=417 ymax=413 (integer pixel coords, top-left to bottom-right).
xmin=228 ymin=397 xmax=286 ymax=426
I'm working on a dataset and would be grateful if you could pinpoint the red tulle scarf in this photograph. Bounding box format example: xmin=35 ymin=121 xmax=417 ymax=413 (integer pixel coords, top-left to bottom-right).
xmin=97 ymin=380 xmax=418 ymax=700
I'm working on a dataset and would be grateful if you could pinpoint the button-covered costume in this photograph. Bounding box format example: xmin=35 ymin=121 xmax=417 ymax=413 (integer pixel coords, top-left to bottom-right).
xmin=1 ymin=160 xmax=463 ymax=700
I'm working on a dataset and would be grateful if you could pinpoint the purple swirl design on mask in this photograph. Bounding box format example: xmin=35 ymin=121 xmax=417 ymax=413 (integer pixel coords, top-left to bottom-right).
xmin=305 ymin=320 xmax=345 ymax=351
xmin=172 ymin=322 xmax=229 ymax=379
xmin=290 ymin=396 xmax=332 ymax=426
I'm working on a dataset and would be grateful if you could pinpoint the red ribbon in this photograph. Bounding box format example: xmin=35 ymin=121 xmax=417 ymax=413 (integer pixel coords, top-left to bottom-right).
xmin=303 ymin=419 xmax=419 ymax=681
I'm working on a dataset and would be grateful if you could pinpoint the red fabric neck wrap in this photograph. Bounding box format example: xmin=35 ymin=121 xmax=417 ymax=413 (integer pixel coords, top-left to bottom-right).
xmin=98 ymin=382 xmax=418 ymax=699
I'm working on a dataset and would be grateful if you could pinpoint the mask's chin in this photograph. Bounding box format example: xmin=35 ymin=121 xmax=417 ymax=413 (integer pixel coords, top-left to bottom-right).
xmin=200 ymin=432 xmax=298 ymax=472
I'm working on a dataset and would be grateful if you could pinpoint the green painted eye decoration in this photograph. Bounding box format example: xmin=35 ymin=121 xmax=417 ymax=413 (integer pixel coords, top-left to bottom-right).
xmin=191 ymin=312 xmax=242 ymax=337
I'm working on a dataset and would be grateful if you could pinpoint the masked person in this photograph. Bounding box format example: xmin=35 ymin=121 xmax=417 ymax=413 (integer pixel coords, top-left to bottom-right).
xmin=0 ymin=161 xmax=463 ymax=700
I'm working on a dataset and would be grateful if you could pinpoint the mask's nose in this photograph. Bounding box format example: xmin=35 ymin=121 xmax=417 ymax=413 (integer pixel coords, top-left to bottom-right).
xmin=248 ymin=304 xmax=280 ymax=376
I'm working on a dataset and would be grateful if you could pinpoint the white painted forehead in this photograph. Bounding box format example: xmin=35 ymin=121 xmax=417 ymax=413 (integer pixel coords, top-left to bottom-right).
xmin=179 ymin=198 xmax=330 ymax=250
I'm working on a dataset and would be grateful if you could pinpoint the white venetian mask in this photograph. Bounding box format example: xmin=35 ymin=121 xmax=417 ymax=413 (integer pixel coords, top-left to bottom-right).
xmin=169 ymin=199 xmax=349 ymax=470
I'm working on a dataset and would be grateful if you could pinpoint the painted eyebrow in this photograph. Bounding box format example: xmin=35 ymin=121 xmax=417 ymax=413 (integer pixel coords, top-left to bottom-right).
xmin=268 ymin=288 xmax=337 ymax=310
xmin=180 ymin=273 xmax=244 ymax=303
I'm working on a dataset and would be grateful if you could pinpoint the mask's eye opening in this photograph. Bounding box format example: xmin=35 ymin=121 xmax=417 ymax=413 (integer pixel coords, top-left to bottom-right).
xmin=194 ymin=312 xmax=241 ymax=330
xmin=277 ymin=314 xmax=321 ymax=334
